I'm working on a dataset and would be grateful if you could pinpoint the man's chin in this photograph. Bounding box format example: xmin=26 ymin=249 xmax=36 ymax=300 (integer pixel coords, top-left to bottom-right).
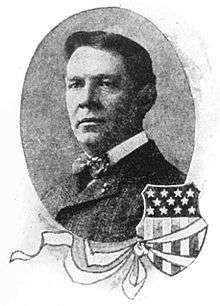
xmin=75 ymin=131 xmax=103 ymax=147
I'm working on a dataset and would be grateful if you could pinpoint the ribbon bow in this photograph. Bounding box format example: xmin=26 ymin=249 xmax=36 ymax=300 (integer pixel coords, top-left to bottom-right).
xmin=10 ymin=218 xmax=207 ymax=299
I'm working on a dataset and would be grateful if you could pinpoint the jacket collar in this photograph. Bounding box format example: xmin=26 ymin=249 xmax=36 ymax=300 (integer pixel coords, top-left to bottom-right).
xmin=107 ymin=131 xmax=148 ymax=167
xmin=112 ymin=138 xmax=165 ymax=180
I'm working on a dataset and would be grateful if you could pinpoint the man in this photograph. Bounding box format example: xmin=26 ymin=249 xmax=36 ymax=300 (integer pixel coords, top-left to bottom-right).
xmin=42 ymin=31 xmax=185 ymax=243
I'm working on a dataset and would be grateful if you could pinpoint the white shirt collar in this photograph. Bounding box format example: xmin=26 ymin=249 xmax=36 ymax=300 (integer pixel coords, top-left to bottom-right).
xmin=107 ymin=131 xmax=148 ymax=167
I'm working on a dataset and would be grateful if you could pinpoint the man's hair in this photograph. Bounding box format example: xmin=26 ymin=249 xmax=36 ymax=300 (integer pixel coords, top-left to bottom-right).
xmin=64 ymin=31 xmax=157 ymax=108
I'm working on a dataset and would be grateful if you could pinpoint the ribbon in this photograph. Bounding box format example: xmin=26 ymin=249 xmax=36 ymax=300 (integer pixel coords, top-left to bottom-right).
xmin=10 ymin=218 xmax=208 ymax=299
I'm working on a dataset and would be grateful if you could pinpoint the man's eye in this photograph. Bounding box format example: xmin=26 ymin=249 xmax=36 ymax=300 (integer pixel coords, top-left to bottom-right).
xmin=67 ymin=80 xmax=84 ymax=89
xmin=99 ymin=80 xmax=113 ymax=88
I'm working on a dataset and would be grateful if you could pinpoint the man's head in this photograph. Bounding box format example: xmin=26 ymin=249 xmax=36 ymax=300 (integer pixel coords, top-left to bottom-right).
xmin=64 ymin=31 xmax=157 ymax=155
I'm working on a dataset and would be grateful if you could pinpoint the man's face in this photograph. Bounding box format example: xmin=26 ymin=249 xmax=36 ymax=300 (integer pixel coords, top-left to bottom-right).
xmin=66 ymin=46 xmax=140 ymax=152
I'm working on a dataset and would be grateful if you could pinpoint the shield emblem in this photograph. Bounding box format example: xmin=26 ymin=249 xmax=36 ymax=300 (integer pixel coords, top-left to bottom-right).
xmin=136 ymin=182 xmax=208 ymax=276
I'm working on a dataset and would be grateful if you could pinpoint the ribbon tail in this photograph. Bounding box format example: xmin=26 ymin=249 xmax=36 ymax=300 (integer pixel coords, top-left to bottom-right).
xmin=122 ymin=255 xmax=147 ymax=300
xmin=10 ymin=231 xmax=73 ymax=263
xmin=10 ymin=250 xmax=40 ymax=262
xmin=10 ymin=236 xmax=45 ymax=263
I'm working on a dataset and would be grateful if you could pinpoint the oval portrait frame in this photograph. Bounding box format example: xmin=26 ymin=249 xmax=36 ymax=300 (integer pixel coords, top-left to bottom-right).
xmin=20 ymin=7 xmax=195 ymax=244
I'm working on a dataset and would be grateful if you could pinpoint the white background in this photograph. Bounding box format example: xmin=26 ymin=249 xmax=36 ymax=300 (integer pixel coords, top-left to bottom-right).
xmin=0 ymin=0 xmax=220 ymax=305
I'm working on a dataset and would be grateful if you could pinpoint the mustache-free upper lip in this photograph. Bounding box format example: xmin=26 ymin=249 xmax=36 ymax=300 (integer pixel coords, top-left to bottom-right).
xmin=77 ymin=117 xmax=106 ymax=126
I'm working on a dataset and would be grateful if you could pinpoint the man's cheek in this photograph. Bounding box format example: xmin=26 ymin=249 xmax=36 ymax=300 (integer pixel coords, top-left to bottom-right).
xmin=111 ymin=99 xmax=130 ymax=116
xmin=66 ymin=99 xmax=78 ymax=114
xmin=104 ymin=95 xmax=123 ymax=110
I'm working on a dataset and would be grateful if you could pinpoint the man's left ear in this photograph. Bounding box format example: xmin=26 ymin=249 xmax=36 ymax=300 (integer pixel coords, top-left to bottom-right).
xmin=136 ymin=83 xmax=157 ymax=113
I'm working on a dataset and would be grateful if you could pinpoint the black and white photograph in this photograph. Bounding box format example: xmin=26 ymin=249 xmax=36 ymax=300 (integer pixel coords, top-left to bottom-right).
xmin=20 ymin=7 xmax=195 ymax=242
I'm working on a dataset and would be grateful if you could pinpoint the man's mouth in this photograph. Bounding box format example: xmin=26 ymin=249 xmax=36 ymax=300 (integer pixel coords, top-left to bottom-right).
xmin=77 ymin=117 xmax=105 ymax=127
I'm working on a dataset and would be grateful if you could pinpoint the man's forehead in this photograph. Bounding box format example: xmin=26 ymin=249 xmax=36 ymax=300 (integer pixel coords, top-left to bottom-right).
xmin=66 ymin=46 xmax=126 ymax=77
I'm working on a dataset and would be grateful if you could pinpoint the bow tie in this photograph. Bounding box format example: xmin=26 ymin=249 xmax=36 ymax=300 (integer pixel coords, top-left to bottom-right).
xmin=72 ymin=153 xmax=110 ymax=179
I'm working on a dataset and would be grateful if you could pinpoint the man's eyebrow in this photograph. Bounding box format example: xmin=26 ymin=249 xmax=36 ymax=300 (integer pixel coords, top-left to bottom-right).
xmin=66 ymin=76 xmax=83 ymax=82
xmin=66 ymin=73 xmax=122 ymax=81
xmin=96 ymin=74 xmax=121 ymax=79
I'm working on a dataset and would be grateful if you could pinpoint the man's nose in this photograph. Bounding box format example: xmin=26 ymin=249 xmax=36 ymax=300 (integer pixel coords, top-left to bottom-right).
xmin=79 ymin=82 xmax=99 ymax=108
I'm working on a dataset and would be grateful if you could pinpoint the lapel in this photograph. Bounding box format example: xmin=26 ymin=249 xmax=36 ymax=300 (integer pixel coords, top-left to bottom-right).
xmin=72 ymin=174 xmax=120 ymax=205
xmin=70 ymin=140 xmax=165 ymax=205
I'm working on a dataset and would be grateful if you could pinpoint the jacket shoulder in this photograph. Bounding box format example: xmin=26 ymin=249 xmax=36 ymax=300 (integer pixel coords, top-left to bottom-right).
xmin=153 ymin=159 xmax=186 ymax=185
xmin=120 ymin=139 xmax=186 ymax=186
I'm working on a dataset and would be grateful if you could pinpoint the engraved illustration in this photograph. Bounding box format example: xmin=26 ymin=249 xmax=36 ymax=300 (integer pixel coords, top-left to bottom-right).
xmin=10 ymin=7 xmax=207 ymax=299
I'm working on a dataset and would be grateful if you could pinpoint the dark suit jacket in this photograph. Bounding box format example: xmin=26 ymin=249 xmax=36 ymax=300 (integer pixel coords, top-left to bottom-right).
xmin=42 ymin=140 xmax=186 ymax=243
